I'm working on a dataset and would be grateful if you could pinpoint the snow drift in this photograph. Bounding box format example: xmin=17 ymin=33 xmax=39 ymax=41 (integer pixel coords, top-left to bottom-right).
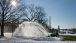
xmin=14 ymin=21 xmax=48 ymax=37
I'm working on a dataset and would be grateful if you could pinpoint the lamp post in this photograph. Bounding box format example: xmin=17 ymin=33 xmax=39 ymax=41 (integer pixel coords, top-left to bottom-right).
xmin=58 ymin=25 xmax=60 ymax=33
xmin=49 ymin=16 xmax=51 ymax=32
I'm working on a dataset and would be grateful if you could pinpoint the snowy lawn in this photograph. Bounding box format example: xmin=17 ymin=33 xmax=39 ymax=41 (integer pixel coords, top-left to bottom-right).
xmin=0 ymin=37 xmax=75 ymax=43
xmin=0 ymin=33 xmax=75 ymax=43
xmin=59 ymin=34 xmax=76 ymax=36
xmin=3 ymin=33 xmax=64 ymax=41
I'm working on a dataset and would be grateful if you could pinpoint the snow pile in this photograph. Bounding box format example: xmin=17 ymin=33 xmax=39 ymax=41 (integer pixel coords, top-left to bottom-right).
xmin=14 ymin=21 xmax=48 ymax=37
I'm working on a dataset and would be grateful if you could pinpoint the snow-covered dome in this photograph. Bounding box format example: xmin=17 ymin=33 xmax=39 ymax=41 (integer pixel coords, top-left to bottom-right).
xmin=13 ymin=21 xmax=48 ymax=37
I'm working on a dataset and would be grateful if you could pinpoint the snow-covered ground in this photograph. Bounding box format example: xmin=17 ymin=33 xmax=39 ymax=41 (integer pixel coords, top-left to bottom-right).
xmin=59 ymin=34 xmax=76 ymax=36
xmin=0 ymin=21 xmax=69 ymax=43
xmin=0 ymin=36 xmax=75 ymax=43
xmin=0 ymin=37 xmax=74 ymax=43
xmin=3 ymin=33 xmax=64 ymax=41
xmin=0 ymin=33 xmax=65 ymax=43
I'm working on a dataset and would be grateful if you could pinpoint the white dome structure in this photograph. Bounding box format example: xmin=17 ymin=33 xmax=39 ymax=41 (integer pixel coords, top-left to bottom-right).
xmin=14 ymin=21 xmax=48 ymax=37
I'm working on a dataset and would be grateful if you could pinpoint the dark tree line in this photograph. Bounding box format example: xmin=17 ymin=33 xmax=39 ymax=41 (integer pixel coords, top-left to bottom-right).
xmin=0 ymin=0 xmax=48 ymax=36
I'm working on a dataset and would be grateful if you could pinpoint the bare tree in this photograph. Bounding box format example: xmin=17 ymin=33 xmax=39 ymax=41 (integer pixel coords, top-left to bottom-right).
xmin=25 ymin=4 xmax=47 ymax=24
xmin=0 ymin=0 xmax=26 ymax=36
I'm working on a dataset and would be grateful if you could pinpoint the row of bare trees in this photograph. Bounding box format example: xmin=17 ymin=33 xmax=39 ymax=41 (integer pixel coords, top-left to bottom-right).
xmin=0 ymin=0 xmax=48 ymax=36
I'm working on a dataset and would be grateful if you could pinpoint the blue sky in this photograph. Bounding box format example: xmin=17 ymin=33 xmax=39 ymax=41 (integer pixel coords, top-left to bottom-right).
xmin=25 ymin=0 xmax=76 ymax=29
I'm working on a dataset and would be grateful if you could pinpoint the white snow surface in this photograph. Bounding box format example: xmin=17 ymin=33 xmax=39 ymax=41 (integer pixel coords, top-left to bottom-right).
xmin=0 ymin=33 xmax=65 ymax=43
xmin=0 ymin=35 xmax=74 ymax=43
xmin=59 ymin=34 xmax=76 ymax=36
xmin=13 ymin=21 xmax=48 ymax=37
xmin=3 ymin=33 xmax=64 ymax=41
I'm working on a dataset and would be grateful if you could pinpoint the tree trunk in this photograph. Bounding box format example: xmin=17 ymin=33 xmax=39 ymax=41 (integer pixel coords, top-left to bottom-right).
xmin=1 ymin=10 xmax=4 ymax=36
xmin=1 ymin=23 xmax=4 ymax=36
